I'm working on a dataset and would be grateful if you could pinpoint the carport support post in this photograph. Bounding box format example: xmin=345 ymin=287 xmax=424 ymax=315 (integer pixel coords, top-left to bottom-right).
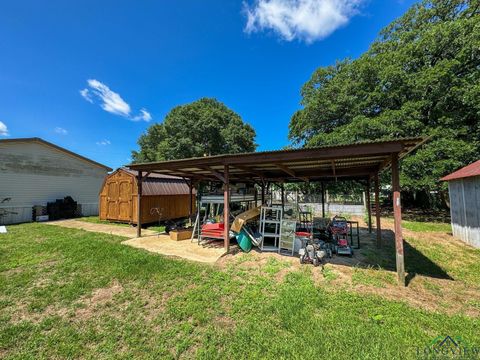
xmin=366 ymin=178 xmax=372 ymax=233
xmin=261 ymin=183 xmax=265 ymax=205
xmin=374 ymin=173 xmax=382 ymax=248
xmin=321 ymin=182 xmax=325 ymax=218
xmin=188 ymin=181 xmax=193 ymax=221
xmin=136 ymin=171 xmax=143 ymax=238
xmin=280 ymin=183 xmax=285 ymax=213
xmin=392 ymin=153 xmax=405 ymax=286
xmin=223 ymin=165 xmax=230 ymax=253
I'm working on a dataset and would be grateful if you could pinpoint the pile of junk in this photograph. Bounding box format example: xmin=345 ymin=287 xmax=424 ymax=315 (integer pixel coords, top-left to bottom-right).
xmin=194 ymin=192 xmax=355 ymax=267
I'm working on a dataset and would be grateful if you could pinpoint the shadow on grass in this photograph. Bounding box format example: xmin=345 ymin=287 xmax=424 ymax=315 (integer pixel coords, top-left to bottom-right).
xmin=329 ymin=227 xmax=453 ymax=286
xmin=360 ymin=229 xmax=454 ymax=285
xmin=381 ymin=208 xmax=451 ymax=223
xmin=403 ymin=237 xmax=453 ymax=285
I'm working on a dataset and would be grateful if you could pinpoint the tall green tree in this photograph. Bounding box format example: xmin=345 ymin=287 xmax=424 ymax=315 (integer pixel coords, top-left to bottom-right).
xmin=289 ymin=0 xmax=480 ymax=195
xmin=132 ymin=98 xmax=257 ymax=162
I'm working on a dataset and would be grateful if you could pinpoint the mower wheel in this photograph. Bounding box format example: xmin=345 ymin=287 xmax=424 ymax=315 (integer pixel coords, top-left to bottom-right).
xmin=300 ymin=255 xmax=305 ymax=264
xmin=313 ymin=258 xmax=320 ymax=267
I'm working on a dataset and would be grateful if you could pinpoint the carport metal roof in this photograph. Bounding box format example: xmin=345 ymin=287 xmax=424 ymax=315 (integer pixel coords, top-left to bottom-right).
xmin=127 ymin=137 xmax=427 ymax=182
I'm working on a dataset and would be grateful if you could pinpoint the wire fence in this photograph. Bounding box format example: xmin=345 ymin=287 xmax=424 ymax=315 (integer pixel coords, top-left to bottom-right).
xmin=274 ymin=191 xmax=364 ymax=205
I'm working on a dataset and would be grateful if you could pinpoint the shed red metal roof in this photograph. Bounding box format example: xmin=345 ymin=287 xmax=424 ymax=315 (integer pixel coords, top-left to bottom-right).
xmin=116 ymin=168 xmax=194 ymax=196
xmin=142 ymin=178 xmax=194 ymax=196
xmin=441 ymin=160 xmax=480 ymax=181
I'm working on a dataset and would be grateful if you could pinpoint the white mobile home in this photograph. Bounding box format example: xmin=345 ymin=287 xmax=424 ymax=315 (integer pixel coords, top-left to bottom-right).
xmin=441 ymin=160 xmax=480 ymax=248
xmin=0 ymin=138 xmax=111 ymax=224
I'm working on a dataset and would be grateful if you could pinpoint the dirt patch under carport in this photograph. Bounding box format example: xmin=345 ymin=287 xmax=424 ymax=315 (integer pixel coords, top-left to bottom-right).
xmin=123 ymin=235 xmax=226 ymax=264
xmin=45 ymin=219 xmax=225 ymax=264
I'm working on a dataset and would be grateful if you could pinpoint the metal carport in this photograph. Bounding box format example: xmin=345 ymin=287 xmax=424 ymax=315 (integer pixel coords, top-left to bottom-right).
xmin=127 ymin=137 xmax=427 ymax=285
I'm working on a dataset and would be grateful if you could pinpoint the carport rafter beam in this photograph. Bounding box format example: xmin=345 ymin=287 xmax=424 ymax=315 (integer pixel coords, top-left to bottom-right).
xmin=168 ymin=170 xmax=212 ymax=180
xmin=233 ymin=167 xmax=376 ymax=183
xmin=377 ymin=157 xmax=393 ymax=173
xmin=274 ymin=163 xmax=309 ymax=182
xmin=199 ymin=166 xmax=226 ymax=183
xmin=233 ymin=167 xmax=375 ymax=183
xmin=233 ymin=165 xmax=265 ymax=180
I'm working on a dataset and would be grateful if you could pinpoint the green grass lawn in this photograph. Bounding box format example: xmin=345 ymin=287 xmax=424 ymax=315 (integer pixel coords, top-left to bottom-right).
xmin=401 ymin=220 xmax=452 ymax=233
xmin=384 ymin=218 xmax=452 ymax=233
xmin=78 ymin=216 xmax=165 ymax=233
xmin=1 ymin=223 xmax=479 ymax=359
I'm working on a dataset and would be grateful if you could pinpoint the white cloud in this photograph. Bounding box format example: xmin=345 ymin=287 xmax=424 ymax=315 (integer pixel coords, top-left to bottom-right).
xmin=96 ymin=139 xmax=111 ymax=146
xmin=132 ymin=108 xmax=152 ymax=122
xmin=54 ymin=127 xmax=68 ymax=135
xmin=0 ymin=121 xmax=9 ymax=136
xmin=244 ymin=0 xmax=363 ymax=43
xmin=79 ymin=88 xmax=93 ymax=103
xmin=80 ymin=79 xmax=151 ymax=122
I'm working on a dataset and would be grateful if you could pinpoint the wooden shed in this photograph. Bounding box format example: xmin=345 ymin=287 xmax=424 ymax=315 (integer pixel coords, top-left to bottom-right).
xmin=441 ymin=160 xmax=480 ymax=248
xmin=99 ymin=168 xmax=195 ymax=224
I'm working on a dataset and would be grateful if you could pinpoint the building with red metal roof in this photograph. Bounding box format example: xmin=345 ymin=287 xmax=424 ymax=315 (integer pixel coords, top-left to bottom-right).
xmin=441 ymin=160 xmax=480 ymax=181
xmin=441 ymin=160 xmax=480 ymax=248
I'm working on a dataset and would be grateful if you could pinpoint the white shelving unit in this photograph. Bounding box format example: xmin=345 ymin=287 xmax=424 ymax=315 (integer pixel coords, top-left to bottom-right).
xmin=260 ymin=206 xmax=283 ymax=252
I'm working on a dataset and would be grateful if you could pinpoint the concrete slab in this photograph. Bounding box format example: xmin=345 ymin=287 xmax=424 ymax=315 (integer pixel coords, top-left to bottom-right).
xmin=122 ymin=235 xmax=226 ymax=264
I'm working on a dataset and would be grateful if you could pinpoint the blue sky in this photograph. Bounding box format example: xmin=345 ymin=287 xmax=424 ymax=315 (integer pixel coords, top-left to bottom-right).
xmin=0 ymin=0 xmax=417 ymax=169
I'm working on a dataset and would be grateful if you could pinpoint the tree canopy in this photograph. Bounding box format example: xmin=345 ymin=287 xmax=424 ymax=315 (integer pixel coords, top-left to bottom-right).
xmin=132 ymin=98 xmax=257 ymax=162
xmin=289 ymin=0 xmax=480 ymax=192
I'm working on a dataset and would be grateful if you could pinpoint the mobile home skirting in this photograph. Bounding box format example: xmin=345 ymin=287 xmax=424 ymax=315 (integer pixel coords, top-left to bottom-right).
xmin=0 ymin=202 xmax=99 ymax=225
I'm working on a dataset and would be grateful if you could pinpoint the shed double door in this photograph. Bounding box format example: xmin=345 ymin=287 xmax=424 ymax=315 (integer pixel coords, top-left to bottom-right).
xmin=106 ymin=180 xmax=133 ymax=221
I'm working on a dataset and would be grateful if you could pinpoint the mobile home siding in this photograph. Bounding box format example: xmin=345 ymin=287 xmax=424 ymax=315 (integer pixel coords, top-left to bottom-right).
xmin=0 ymin=140 xmax=108 ymax=224
xmin=447 ymin=177 xmax=480 ymax=248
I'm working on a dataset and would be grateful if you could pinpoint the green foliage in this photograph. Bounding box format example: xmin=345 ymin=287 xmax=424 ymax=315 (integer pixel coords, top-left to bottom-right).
xmin=289 ymin=0 xmax=480 ymax=192
xmin=132 ymin=98 xmax=256 ymax=162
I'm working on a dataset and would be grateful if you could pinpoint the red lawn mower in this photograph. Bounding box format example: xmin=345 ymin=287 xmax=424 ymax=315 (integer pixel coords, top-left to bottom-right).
xmin=329 ymin=216 xmax=353 ymax=257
